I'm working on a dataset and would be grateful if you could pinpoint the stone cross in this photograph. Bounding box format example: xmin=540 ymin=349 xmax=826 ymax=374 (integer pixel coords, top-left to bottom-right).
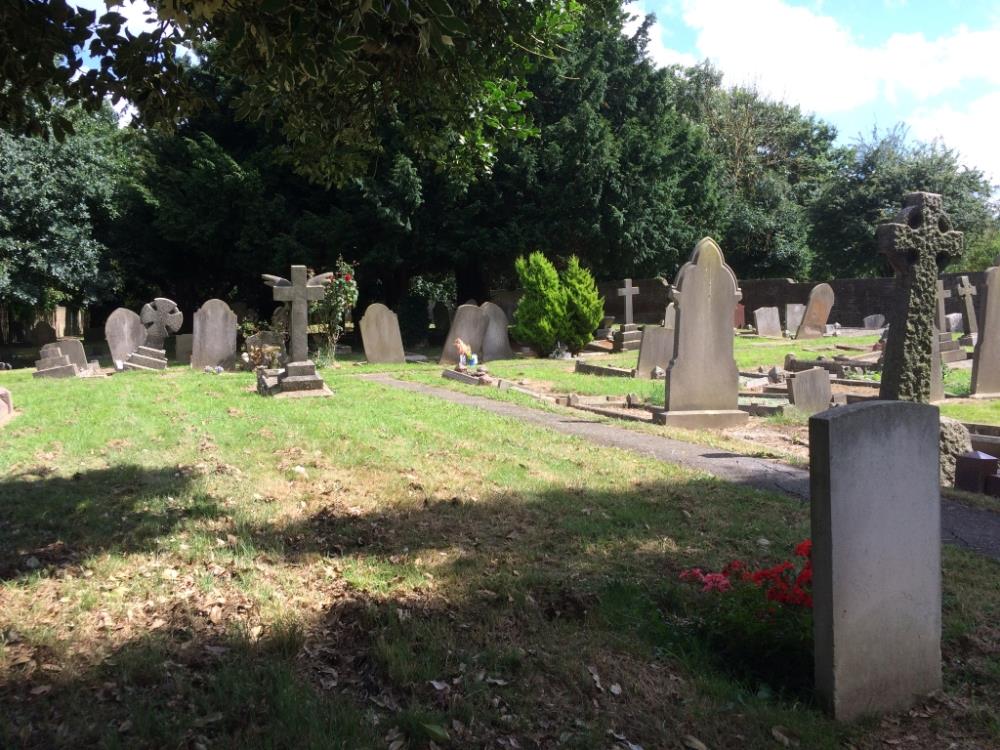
xmin=935 ymin=280 xmax=952 ymax=333
xmin=263 ymin=265 xmax=332 ymax=363
xmin=878 ymin=193 xmax=963 ymax=403
xmin=617 ymin=278 xmax=639 ymax=326
xmin=957 ymin=275 xmax=978 ymax=335
xmin=139 ymin=298 xmax=183 ymax=349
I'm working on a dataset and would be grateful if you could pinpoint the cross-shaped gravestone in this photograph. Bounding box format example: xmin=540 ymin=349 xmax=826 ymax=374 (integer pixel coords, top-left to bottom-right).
xmin=957 ymin=275 xmax=978 ymax=335
xmin=139 ymin=298 xmax=183 ymax=349
xmin=935 ymin=280 xmax=952 ymax=333
xmin=878 ymin=193 xmax=963 ymax=403
xmin=262 ymin=265 xmax=332 ymax=363
xmin=617 ymin=278 xmax=639 ymax=326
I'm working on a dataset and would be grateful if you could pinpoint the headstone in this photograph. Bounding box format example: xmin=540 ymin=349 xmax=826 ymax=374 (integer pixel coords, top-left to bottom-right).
xmin=785 ymin=303 xmax=806 ymax=334
xmin=439 ymin=305 xmax=489 ymax=365
xmin=245 ymin=330 xmax=287 ymax=368
xmin=635 ymin=326 xmax=674 ymax=379
xmin=971 ymin=265 xmax=1000 ymax=397
xmin=32 ymin=346 xmax=77 ymax=379
xmin=480 ymin=302 xmax=514 ymax=361
xmin=617 ymin=278 xmax=639 ymax=326
xmin=660 ymin=237 xmax=747 ymax=429
xmin=863 ymin=314 xmax=885 ymax=329
xmin=956 ymin=275 xmax=978 ymax=337
xmin=810 ymin=401 xmax=941 ymax=721
xmin=191 ymin=299 xmax=238 ymax=370
xmin=753 ymin=306 xmax=782 ymax=337
xmin=954 ymin=451 xmax=999 ymax=494
xmin=259 ymin=265 xmax=332 ymax=396
xmin=935 ymin=279 xmax=952 ymax=333
xmin=51 ymin=339 xmax=87 ymax=371
xmin=104 ymin=308 xmax=147 ymax=368
xmin=795 ymin=283 xmax=835 ymax=339
xmin=734 ymin=302 xmax=745 ymax=329
xmin=175 ymin=333 xmax=193 ymax=364
xmin=945 ymin=312 xmax=964 ymax=334
xmin=879 ymin=193 xmax=963 ymax=403
xmin=140 ymin=298 xmax=183 ymax=349
xmin=787 ymin=367 xmax=831 ymax=415
xmin=359 ymin=303 xmax=406 ymax=364
xmin=664 ymin=303 xmax=676 ymax=330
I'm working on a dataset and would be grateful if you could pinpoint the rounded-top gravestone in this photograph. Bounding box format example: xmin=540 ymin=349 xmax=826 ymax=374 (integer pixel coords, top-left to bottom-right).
xmin=104 ymin=308 xmax=147 ymax=367
xmin=191 ymin=299 xmax=238 ymax=370
xmin=140 ymin=298 xmax=183 ymax=349
xmin=359 ymin=303 xmax=406 ymax=364
xmin=479 ymin=302 xmax=513 ymax=361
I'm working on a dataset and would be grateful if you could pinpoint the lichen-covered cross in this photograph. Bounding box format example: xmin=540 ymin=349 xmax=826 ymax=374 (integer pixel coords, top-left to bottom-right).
xmin=878 ymin=192 xmax=963 ymax=402
xmin=262 ymin=265 xmax=332 ymax=364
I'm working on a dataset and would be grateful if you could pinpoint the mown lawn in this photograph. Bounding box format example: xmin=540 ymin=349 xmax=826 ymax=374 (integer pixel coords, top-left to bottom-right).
xmin=0 ymin=365 xmax=998 ymax=749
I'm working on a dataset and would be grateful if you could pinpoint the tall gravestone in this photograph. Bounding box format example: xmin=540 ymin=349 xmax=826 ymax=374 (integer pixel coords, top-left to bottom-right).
xmin=879 ymin=193 xmax=963 ymax=403
xmin=795 ymin=283 xmax=835 ymax=339
xmin=191 ymin=299 xmax=238 ymax=370
xmin=660 ymin=238 xmax=747 ymax=428
xmin=440 ymin=305 xmax=488 ymax=365
xmin=753 ymin=306 xmax=782 ymax=337
xmin=105 ymin=308 xmax=147 ymax=368
xmin=258 ymin=265 xmax=333 ymax=396
xmin=359 ymin=303 xmax=406 ymax=364
xmin=971 ymin=265 xmax=1000 ymax=397
xmin=480 ymin=302 xmax=514 ymax=361
xmin=810 ymin=401 xmax=941 ymax=720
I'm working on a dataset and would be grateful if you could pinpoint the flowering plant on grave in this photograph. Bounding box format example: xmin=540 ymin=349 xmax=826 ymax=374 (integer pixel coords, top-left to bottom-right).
xmin=676 ymin=539 xmax=814 ymax=691
xmin=313 ymin=256 xmax=359 ymax=355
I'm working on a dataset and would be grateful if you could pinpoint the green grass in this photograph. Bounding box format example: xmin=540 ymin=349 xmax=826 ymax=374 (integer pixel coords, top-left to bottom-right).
xmin=0 ymin=363 xmax=997 ymax=748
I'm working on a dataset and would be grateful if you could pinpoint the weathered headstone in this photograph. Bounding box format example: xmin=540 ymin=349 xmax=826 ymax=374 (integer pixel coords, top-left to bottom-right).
xmin=52 ymin=339 xmax=88 ymax=370
xmin=753 ymin=306 xmax=782 ymax=337
xmin=810 ymin=400 xmax=941 ymax=721
xmin=787 ymin=366 xmax=831 ymax=415
xmin=140 ymin=298 xmax=183 ymax=349
xmin=191 ymin=299 xmax=238 ymax=370
xmin=956 ymin=275 xmax=978 ymax=339
xmin=795 ymin=283 xmax=835 ymax=339
xmin=175 ymin=333 xmax=193 ymax=364
xmin=660 ymin=237 xmax=747 ymax=429
xmin=664 ymin=302 xmax=676 ymax=330
xmin=259 ymin=265 xmax=332 ymax=396
xmin=971 ymin=265 xmax=1000 ymax=397
xmin=359 ymin=303 xmax=406 ymax=364
xmin=480 ymin=302 xmax=513 ymax=361
xmin=785 ymin=303 xmax=806 ymax=334
xmin=104 ymin=308 xmax=147 ymax=368
xmin=635 ymin=326 xmax=674 ymax=379
xmin=617 ymin=278 xmax=639 ymax=326
xmin=863 ymin=314 xmax=885 ymax=329
xmin=945 ymin=312 xmax=964 ymax=334
xmin=879 ymin=193 xmax=963 ymax=403
xmin=439 ymin=304 xmax=489 ymax=365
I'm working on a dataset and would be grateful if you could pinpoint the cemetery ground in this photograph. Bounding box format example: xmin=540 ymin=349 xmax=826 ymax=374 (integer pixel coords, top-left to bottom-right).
xmin=1 ymin=344 xmax=999 ymax=748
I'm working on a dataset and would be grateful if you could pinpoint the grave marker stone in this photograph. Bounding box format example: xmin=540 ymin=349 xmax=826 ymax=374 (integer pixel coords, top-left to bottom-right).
xmin=957 ymin=275 xmax=978 ymax=338
xmin=787 ymin=366 xmax=831 ymax=415
xmin=664 ymin=302 xmax=676 ymax=330
xmin=359 ymin=303 xmax=406 ymax=364
xmin=753 ymin=306 xmax=782 ymax=337
xmin=945 ymin=312 xmax=964 ymax=334
xmin=879 ymin=193 xmax=963 ymax=402
xmin=191 ymin=299 xmax=238 ymax=370
xmin=971 ymin=265 xmax=1000 ymax=397
xmin=785 ymin=303 xmax=806 ymax=334
xmin=636 ymin=326 xmax=674 ymax=379
xmin=480 ymin=302 xmax=514 ymax=361
xmin=33 ymin=344 xmax=77 ymax=379
xmin=935 ymin=280 xmax=952 ymax=333
xmin=140 ymin=298 xmax=183 ymax=349
xmin=660 ymin=237 xmax=747 ymax=429
xmin=810 ymin=400 xmax=941 ymax=721
xmin=439 ymin=304 xmax=489 ymax=365
xmin=863 ymin=314 xmax=886 ymax=329
xmin=795 ymin=283 xmax=835 ymax=339
xmin=617 ymin=278 xmax=639 ymax=325
xmin=104 ymin=308 xmax=147 ymax=368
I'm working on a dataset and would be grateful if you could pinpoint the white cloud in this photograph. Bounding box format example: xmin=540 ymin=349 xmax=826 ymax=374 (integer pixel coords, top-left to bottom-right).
xmin=624 ymin=2 xmax=697 ymax=68
xmin=908 ymin=93 xmax=1000 ymax=185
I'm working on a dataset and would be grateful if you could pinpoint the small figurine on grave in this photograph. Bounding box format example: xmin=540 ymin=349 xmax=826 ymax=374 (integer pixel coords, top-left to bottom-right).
xmin=454 ymin=338 xmax=477 ymax=371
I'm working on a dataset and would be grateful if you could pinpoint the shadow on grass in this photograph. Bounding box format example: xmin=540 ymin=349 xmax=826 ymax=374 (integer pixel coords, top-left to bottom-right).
xmin=0 ymin=464 xmax=213 ymax=580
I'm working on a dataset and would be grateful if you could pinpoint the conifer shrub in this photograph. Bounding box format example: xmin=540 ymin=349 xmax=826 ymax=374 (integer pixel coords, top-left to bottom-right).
xmin=512 ymin=252 xmax=565 ymax=354
xmin=559 ymin=255 xmax=604 ymax=353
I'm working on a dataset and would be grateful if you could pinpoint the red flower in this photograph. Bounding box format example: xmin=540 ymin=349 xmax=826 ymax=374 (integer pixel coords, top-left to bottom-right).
xmin=344 ymin=273 xmax=352 ymax=282
xmin=794 ymin=539 xmax=812 ymax=559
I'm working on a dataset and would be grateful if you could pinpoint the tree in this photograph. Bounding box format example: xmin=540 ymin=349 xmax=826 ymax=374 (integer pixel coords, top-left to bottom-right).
xmin=0 ymin=0 xmax=599 ymax=185
xmin=559 ymin=256 xmax=604 ymax=353
xmin=512 ymin=252 xmax=564 ymax=354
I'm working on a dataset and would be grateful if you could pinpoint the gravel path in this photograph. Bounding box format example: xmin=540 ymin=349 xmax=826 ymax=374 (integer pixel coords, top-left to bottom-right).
xmin=367 ymin=375 xmax=1000 ymax=562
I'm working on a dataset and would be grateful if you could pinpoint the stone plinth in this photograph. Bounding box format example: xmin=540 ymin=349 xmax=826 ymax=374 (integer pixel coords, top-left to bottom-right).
xmin=125 ymin=345 xmax=168 ymax=371
xmin=654 ymin=409 xmax=748 ymax=429
xmin=612 ymin=324 xmax=642 ymax=352
xmin=810 ymin=400 xmax=941 ymax=721
xmin=257 ymin=360 xmax=329 ymax=397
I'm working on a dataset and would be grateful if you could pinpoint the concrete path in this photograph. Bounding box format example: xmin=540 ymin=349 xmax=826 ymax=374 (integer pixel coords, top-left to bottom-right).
xmin=367 ymin=375 xmax=1000 ymax=562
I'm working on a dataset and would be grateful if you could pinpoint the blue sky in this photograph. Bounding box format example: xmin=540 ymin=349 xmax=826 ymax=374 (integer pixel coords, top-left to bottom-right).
xmin=625 ymin=0 xmax=1000 ymax=183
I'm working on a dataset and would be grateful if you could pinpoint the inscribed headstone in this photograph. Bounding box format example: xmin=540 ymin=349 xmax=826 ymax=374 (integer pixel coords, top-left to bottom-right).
xmin=359 ymin=303 xmax=406 ymax=364
xmin=663 ymin=237 xmax=746 ymax=428
xmin=785 ymin=303 xmax=806 ymax=333
xmin=810 ymin=401 xmax=941 ymax=720
xmin=971 ymin=265 xmax=1000 ymax=397
xmin=191 ymin=299 xmax=238 ymax=370
xmin=439 ymin=305 xmax=488 ymax=365
xmin=480 ymin=302 xmax=514 ymax=361
xmin=753 ymin=306 xmax=782 ymax=337
xmin=879 ymin=193 xmax=963 ymax=402
xmin=795 ymin=283 xmax=835 ymax=339
xmin=105 ymin=308 xmax=147 ymax=367
xmin=636 ymin=325 xmax=674 ymax=379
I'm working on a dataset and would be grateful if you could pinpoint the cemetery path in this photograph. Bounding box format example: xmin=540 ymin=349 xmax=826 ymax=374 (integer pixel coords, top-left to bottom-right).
xmin=367 ymin=375 xmax=1000 ymax=562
